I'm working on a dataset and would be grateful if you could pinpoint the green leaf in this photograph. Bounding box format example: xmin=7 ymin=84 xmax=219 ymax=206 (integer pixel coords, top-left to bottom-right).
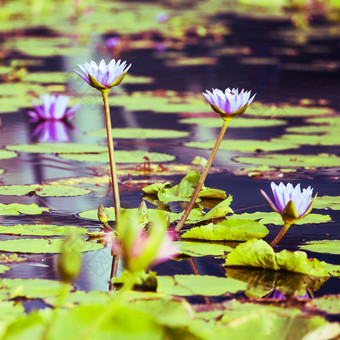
xmin=177 ymin=241 xmax=233 ymax=257
xmin=198 ymin=188 xmax=227 ymax=199
xmin=59 ymin=150 xmax=175 ymax=163
xmin=312 ymin=295 xmax=340 ymax=315
xmin=298 ymin=240 xmax=340 ymax=255
xmin=157 ymin=275 xmax=247 ymax=296
xmin=224 ymin=239 xmax=333 ymax=277
xmin=181 ymin=219 xmax=269 ymax=241
xmin=229 ymin=212 xmax=332 ymax=225
xmin=142 ymin=182 xmax=172 ymax=194
xmin=0 ymin=203 xmax=49 ymax=216
xmin=314 ymin=196 xmax=340 ymax=210
xmin=0 ymin=254 xmax=26 ymax=263
xmin=0 ymin=264 xmax=10 ymax=274
xmin=0 ymin=224 xmax=87 ymax=236
xmin=0 ymin=150 xmax=17 ymax=160
xmin=0 ymin=238 xmax=103 ymax=253
xmin=6 ymin=143 xmax=107 ymax=154
xmin=177 ymin=171 xmax=200 ymax=197
xmin=196 ymin=196 xmax=233 ymax=222
xmin=22 ymin=71 xmax=69 ymax=83
xmin=88 ymin=128 xmax=190 ymax=139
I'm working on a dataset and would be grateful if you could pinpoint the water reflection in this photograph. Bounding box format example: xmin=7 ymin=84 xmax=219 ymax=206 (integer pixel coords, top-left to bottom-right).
xmin=31 ymin=120 xmax=75 ymax=142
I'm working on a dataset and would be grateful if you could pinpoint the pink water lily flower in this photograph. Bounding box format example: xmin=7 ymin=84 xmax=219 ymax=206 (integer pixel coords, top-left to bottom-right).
xmin=74 ymin=59 xmax=131 ymax=90
xmin=203 ymin=87 xmax=255 ymax=120
xmin=261 ymin=182 xmax=317 ymax=223
xmin=28 ymin=94 xmax=80 ymax=122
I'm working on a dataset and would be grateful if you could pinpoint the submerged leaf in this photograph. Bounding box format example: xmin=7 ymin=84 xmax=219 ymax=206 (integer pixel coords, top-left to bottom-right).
xmin=181 ymin=219 xmax=269 ymax=241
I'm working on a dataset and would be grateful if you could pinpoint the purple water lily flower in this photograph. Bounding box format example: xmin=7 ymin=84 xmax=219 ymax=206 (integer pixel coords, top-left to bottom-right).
xmin=28 ymin=94 xmax=80 ymax=122
xmin=203 ymin=87 xmax=255 ymax=120
xmin=73 ymin=59 xmax=131 ymax=90
xmin=106 ymin=37 xmax=120 ymax=49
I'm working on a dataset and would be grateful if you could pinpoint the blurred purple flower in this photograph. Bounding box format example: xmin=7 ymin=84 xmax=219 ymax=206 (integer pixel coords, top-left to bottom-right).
xmin=73 ymin=59 xmax=131 ymax=90
xmin=261 ymin=182 xmax=316 ymax=220
xmin=31 ymin=121 xmax=71 ymax=143
xmin=203 ymin=87 xmax=255 ymax=119
xmin=106 ymin=37 xmax=120 ymax=49
xmin=28 ymin=94 xmax=80 ymax=122
xmin=156 ymin=12 xmax=169 ymax=23
xmin=265 ymin=289 xmax=311 ymax=300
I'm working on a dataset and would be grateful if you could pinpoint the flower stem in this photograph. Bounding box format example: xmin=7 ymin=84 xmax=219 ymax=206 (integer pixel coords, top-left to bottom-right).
xmin=175 ymin=119 xmax=229 ymax=232
xmin=109 ymin=255 xmax=119 ymax=291
xmin=101 ymin=90 xmax=121 ymax=224
xmin=270 ymin=222 xmax=291 ymax=247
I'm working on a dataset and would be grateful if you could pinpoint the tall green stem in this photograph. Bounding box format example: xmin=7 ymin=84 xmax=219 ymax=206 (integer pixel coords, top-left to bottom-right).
xmin=270 ymin=222 xmax=291 ymax=247
xmin=101 ymin=90 xmax=121 ymax=224
xmin=175 ymin=119 xmax=229 ymax=232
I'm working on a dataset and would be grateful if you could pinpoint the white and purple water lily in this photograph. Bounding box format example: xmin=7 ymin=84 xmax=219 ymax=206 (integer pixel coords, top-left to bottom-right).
xmin=32 ymin=121 xmax=71 ymax=143
xmin=28 ymin=94 xmax=80 ymax=122
xmin=73 ymin=59 xmax=131 ymax=90
xmin=202 ymin=87 xmax=255 ymax=119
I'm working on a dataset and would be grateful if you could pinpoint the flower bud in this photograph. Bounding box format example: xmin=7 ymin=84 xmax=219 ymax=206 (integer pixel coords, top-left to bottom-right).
xmin=98 ymin=204 xmax=110 ymax=224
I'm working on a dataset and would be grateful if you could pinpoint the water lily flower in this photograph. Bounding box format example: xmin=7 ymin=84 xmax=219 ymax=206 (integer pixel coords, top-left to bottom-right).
xmin=202 ymin=87 xmax=255 ymax=121
xmin=106 ymin=37 xmax=120 ymax=49
xmin=261 ymin=182 xmax=317 ymax=246
xmin=73 ymin=59 xmax=131 ymax=91
xmin=31 ymin=121 xmax=72 ymax=143
xmin=28 ymin=94 xmax=80 ymax=122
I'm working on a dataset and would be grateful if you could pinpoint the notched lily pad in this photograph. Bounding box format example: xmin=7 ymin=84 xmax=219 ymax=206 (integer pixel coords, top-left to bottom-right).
xmin=177 ymin=241 xmax=233 ymax=257
xmin=0 ymin=224 xmax=88 ymax=236
xmin=181 ymin=219 xmax=269 ymax=241
xmin=314 ymin=196 xmax=340 ymax=210
xmin=298 ymin=240 xmax=340 ymax=255
xmin=0 ymin=203 xmax=49 ymax=216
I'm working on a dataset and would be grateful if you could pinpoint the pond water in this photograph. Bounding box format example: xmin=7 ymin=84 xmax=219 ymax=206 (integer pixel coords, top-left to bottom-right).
xmin=0 ymin=0 xmax=340 ymax=331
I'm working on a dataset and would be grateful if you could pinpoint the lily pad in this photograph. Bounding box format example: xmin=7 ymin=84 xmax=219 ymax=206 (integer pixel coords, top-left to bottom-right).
xmin=273 ymin=134 xmax=340 ymax=146
xmin=314 ymin=196 xmax=340 ymax=210
xmin=0 ymin=264 xmax=10 ymax=274
xmin=157 ymin=275 xmax=247 ymax=296
xmin=6 ymin=143 xmax=107 ymax=154
xmin=195 ymin=196 xmax=233 ymax=222
xmin=0 ymin=224 xmax=88 ymax=236
xmin=185 ymin=139 xmax=299 ymax=153
xmin=0 ymin=185 xmax=91 ymax=197
xmin=0 ymin=203 xmax=49 ymax=216
xmin=177 ymin=241 xmax=233 ymax=257
xmin=22 ymin=72 xmax=69 ymax=84
xmin=179 ymin=117 xmax=287 ymax=128
xmin=0 ymin=254 xmax=26 ymax=263
xmin=181 ymin=219 xmax=269 ymax=241
xmin=224 ymin=239 xmax=334 ymax=277
xmin=298 ymin=240 xmax=340 ymax=255
xmin=0 ymin=238 xmax=103 ymax=253
xmin=234 ymin=153 xmax=340 ymax=168
xmin=88 ymin=128 xmax=190 ymax=139
xmin=0 ymin=150 xmax=17 ymax=160
xmin=59 ymin=151 xmax=175 ymax=163
xmin=228 ymin=212 xmax=332 ymax=225
xmin=312 ymin=295 xmax=340 ymax=315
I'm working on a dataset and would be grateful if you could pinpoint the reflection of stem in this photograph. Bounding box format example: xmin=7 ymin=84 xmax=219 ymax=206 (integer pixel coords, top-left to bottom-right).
xmin=188 ymin=258 xmax=211 ymax=304
xmin=176 ymin=120 xmax=229 ymax=232
xmin=101 ymin=90 xmax=121 ymax=224
xmin=41 ymin=282 xmax=69 ymax=340
xmin=270 ymin=222 xmax=291 ymax=247
xmin=109 ymin=255 xmax=119 ymax=291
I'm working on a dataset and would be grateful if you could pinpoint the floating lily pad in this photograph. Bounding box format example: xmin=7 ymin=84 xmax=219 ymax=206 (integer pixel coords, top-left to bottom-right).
xmin=233 ymin=165 xmax=296 ymax=180
xmin=228 ymin=212 xmax=332 ymax=225
xmin=157 ymin=275 xmax=247 ymax=296
xmin=0 ymin=264 xmax=10 ymax=274
xmin=313 ymin=196 xmax=340 ymax=210
xmin=22 ymin=72 xmax=69 ymax=84
xmin=0 ymin=169 xmax=4 ymax=175
xmin=181 ymin=219 xmax=269 ymax=241
xmin=273 ymin=134 xmax=340 ymax=146
xmin=0 ymin=203 xmax=49 ymax=216
xmin=0 ymin=224 xmax=87 ymax=236
xmin=6 ymin=143 xmax=107 ymax=154
xmin=185 ymin=139 xmax=299 ymax=152
xmin=234 ymin=153 xmax=340 ymax=168
xmin=0 ymin=150 xmax=17 ymax=160
xmin=177 ymin=241 xmax=233 ymax=257
xmin=0 ymin=185 xmax=91 ymax=197
xmin=88 ymin=128 xmax=190 ymax=139
xmin=195 ymin=196 xmax=233 ymax=222
xmin=312 ymin=295 xmax=340 ymax=315
xmin=0 ymin=254 xmax=26 ymax=263
xmin=179 ymin=117 xmax=287 ymax=128
xmin=298 ymin=240 xmax=340 ymax=255
xmin=0 ymin=238 xmax=103 ymax=253
xmin=59 ymin=150 xmax=175 ymax=163
xmin=224 ymin=239 xmax=335 ymax=277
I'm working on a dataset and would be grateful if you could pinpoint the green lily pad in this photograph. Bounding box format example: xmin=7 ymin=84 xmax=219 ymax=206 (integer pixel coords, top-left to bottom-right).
xmin=298 ymin=240 xmax=340 ymax=255
xmin=181 ymin=219 xmax=269 ymax=241
xmin=314 ymin=196 xmax=340 ymax=210
xmin=177 ymin=241 xmax=233 ymax=257
xmin=142 ymin=182 xmax=172 ymax=195
xmin=0 ymin=150 xmax=17 ymax=160
xmin=273 ymin=134 xmax=340 ymax=146
xmin=0 ymin=203 xmax=49 ymax=216
xmin=6 ymin=143 xmax=107 ymax=154
xmin=0 ymin=224 xmax=88 ymax=236
xmin=0 ymin=278 xmax=72 ymax=299
xmin=312 ymin=295 xmax=340 ymax=315
xmin=179 ymin=117 xmax=287 ymax=128
xmin=88 ymin=128 xmax=190 ymax=139
xmin=185 ymin=139 xmax=299 ymax=152
xmin=234 ymin=153 xmax=340 ymax=168
xmin=157 ymin=275 xmax=247 ymax=296
xmin=59 ymin=150 xmax=175 ymax=163
xmin=0 ymin=238 xmax=103 ymax=253
xmin=195 ymin=196 xmax=233 ymax=222
xmin=0 ymin=254 xmax=26 ymax=263
xmin=0 ymin=185 xmax=91 ymax=197
xmin=0 ymin=264 xmax=10 ymax=274
xmin=224 ymin=239 xmax=334 ymax=277
xmin=228 ymin=212 xmax=332 ymax=225
xmin=22 ymin=72 xmax=69 ymax=83
xmin=0 ymin=169 xmax=4 ymax=175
